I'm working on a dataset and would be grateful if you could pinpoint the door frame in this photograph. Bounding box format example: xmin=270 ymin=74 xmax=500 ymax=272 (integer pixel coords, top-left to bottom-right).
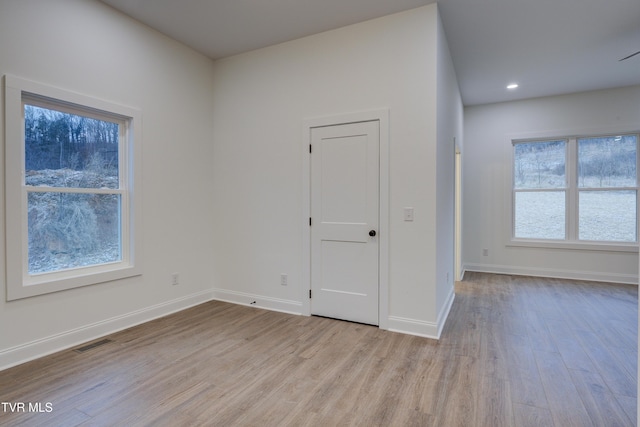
xmin=302 ymin=109 xmax=390 ymax=330
xmin=454 ymin=142 xmax=463 ymax=281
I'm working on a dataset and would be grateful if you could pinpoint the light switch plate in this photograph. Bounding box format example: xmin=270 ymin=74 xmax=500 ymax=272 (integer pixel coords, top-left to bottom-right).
xmin=404 ymin=207 xmax=414 ymax=221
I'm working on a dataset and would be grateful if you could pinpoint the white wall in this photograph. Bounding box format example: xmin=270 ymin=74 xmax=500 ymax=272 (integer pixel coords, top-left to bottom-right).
xmin=211 ymin=4 xmax=460 ymax=337
xmin=0 ymin=1 xmax=463 ymax=369
xmin=463 ymin=86 xmax=640 ymax=283
xmin=0 ymin=0 xmax=216 ymax=369
xmin=435 ymin=13 xmax=463 ymax=331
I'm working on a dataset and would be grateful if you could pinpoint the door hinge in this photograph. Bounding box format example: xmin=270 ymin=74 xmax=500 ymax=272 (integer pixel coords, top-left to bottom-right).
xmin=309 ymin=289 xmax=312 ymax=299
xmin=309 ymin=144 xmax=312 ymax=153
xmin=309 ymin=217 xmax=312 ymax=226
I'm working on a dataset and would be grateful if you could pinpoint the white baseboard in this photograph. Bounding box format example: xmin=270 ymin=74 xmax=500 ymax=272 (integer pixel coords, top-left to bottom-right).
xmin=211 ymin=288 xmax=303 ymax=315
xmin=463 ymin=263 xmax=638 ymax=285
xmin=213 ymin=288 xmax=461 ymax=340
xmin=0 ymin=290 xmax=214 ymax=371
xmin=437 ymin=286 xmax=456 ymax=337
xmin=387 ymin=316 xmax=440 ymax=339
xmin=387 ymin=285 xmax=456 ymax=340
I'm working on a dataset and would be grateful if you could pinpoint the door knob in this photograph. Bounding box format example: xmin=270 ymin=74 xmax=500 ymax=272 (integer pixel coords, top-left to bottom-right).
xmin=369 ymin=230 xmax=377 ymax=237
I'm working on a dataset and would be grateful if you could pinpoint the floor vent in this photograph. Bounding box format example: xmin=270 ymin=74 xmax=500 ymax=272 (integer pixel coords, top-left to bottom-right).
xmin=74 ymin=339 xmax=113 ymax=353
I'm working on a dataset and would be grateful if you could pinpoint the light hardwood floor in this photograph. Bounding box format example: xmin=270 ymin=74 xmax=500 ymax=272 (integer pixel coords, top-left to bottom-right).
xmin=0 ymin=273 xmax=637 ymax=426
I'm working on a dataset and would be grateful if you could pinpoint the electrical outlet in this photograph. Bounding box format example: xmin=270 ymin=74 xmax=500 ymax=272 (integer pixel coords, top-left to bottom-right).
xmin=281 ymin=274 xmax=288 ymax=286
xmin=171 ymin=273 xmax=179 ymax=286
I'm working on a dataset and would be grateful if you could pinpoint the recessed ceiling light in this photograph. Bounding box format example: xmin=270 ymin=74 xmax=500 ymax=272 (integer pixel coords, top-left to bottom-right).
xmin=507 ymin=83 xmax=519 ymax=90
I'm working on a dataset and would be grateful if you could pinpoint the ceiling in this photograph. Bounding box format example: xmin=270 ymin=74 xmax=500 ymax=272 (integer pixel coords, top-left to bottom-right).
xmin=100 ymin=0 xmax=640 ymax=106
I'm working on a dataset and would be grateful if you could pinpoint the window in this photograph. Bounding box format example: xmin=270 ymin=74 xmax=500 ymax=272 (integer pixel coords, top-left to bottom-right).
xmin=512 ymin=134 xmax=638 ymax=249
xmin=25 ymin=103 xmax=123 ymax=274
xmin=514 ymin=140 xmax=566 ymax=240
xmin=577 ymin=136 xmax=637 ymax=242
xmin=5 ymin=76 xmax=142 ymax=300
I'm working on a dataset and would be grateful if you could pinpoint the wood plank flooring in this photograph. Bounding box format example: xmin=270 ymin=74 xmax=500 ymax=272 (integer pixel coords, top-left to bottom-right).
xmin=0 ymin=272 xmax=637 ymax=426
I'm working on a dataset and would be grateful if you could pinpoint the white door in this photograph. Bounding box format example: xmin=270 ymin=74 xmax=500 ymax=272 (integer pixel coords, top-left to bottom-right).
xmin=310 ymin=120 xmax=379 ymax=325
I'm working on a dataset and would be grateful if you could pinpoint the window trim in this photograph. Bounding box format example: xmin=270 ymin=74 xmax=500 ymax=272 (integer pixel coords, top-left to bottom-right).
xmin=4 ymin=75 xmax=143 ymax=300
xmin=507 ymin=129 xmax=639 ymax=253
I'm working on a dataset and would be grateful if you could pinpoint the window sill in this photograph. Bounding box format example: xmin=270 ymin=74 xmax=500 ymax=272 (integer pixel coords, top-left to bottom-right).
xmin=507 ymin=239 xmax=639 ymax=253
xmin=7 ymin=264 xmax=142 ymax=301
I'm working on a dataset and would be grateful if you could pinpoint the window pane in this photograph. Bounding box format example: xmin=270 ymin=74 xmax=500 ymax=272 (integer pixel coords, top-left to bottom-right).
xmin=514 ymin=140 xmax=566 ymax=189
xmin=28 ymin=192 xmax=121 ymax=274
xmin=24 ymin=104 xmax=119 ymax=189
xmin=578 ymin=135 xmax=637 ymax=188
xmin=579 ymin=190 xmax=636 ymax=242
xmin=515 ymin=191 xmax=565 ymax=239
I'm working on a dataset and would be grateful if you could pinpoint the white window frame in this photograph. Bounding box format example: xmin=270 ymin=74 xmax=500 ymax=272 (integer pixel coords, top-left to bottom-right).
xmin=508 ymin=130 xmax=639 ymax=253
xmin=4 ymin=75 xmax=143 ymax=300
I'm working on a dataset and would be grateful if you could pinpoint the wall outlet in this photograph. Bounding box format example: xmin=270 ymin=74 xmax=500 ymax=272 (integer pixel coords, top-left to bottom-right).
xmin=281 ymin=274 xmax=288 ymax=286
xmin=171 ymin=273 xmax=179 ymax=286
xmin=482 ymin=249 xmax=489 ymax=256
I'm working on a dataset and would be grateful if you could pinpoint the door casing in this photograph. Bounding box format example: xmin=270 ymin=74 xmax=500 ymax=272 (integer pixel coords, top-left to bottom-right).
xmin=302 ymin=109 xmax=389 ymax=330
